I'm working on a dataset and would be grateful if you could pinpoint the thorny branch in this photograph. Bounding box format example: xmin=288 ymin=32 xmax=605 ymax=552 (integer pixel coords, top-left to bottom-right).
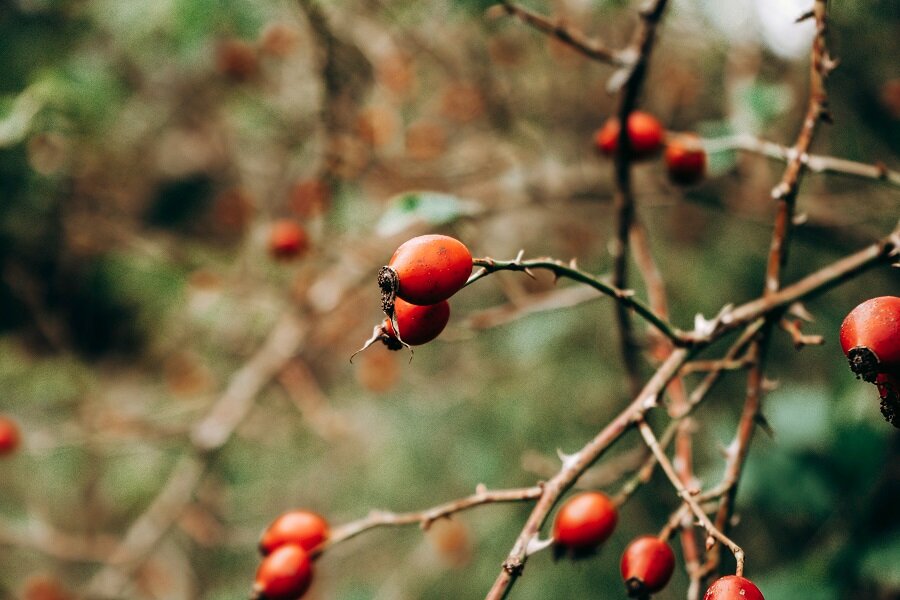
xmin=636 ymin=419 xmax=746 ymax=576
xmin=700 ymin=133 xmax=900 ymax=189
xmin=610 ymin=0 xmax=671 ymax=397
xmin=310 ymin=485 xmax=544 ymax=559
xmin=478 ymin=226 xmax=897 ymax=599
xmin=468 ymin=254 xmax=690 ymax=346
xmin=494 ymin=2 xmax=627 ymax=67
xmin=703 ymin=0 xmax=835 ymax=583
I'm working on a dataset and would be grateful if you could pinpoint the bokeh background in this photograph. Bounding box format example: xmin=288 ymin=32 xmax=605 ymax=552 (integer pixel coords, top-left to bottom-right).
xmin=1 ymin=0 xmax=899 ymax=598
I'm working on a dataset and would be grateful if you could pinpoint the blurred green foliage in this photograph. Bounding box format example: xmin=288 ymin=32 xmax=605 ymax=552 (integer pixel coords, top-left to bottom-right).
xmin=0 ymin=1 xmax=899 ymax=599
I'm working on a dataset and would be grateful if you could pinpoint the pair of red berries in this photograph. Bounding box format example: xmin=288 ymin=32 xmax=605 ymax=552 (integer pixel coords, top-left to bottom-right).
xmin=366 ymin=234 xmax=472 ymax=349
xmin=594 ymin=111 xmax=707 ymax=186
xmin=0 ymin=416 xmax=20 ymax=456
xmin=840 ymin=296 xmax=900 ymax=427
xmin=552 ymin=492 xmax=673 ymax=596
xmin=552 ymin=492 xmax=764 ymax=598
xmin=252 ymin=510 xmax=329 ymax=599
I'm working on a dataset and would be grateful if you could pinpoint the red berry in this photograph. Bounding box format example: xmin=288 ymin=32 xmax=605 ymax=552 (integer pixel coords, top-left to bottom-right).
xmin=665 ymin=134 xmax=707 ymax=185
xmin=253 ymin=544 xmax=313 ymax=600
xmin=384 ymin=298 xmax=451 ymax=347
xmin=620 ymin=536 xmax=676 ymax=596
xmin=259 ymin=510 xmax=329 ymax=556
xmin=839 ymin=296 xmax=900 ymax=382
xmin=594 ymin=111 xmax=665 ymax=160
xmin=380 ymin=235 xmax=472 ymax=306
xmin=704 ymin=575 xmax=764 ymax=600
xmin=269 ymin=220 xmax=309 ymax=260
xmin=552 ymin=491 xmax=618 ymax=550
xmin=0 ymin=416 xmax=20 ymax=456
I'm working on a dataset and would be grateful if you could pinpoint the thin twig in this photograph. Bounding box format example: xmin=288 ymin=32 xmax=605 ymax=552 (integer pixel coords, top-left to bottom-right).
xmin=636 ymin=419 xmax=746 ymax=577
xmin=704 ymin=0 xmax=835 ymax=581
xmin=699 ymin=133 xmax=900 ymax=189
xmin=311 ymin=485 xmax=543 ymax=558
xmin=495 ymin=1 xmax=627 ymax=66
xmin=468 ymin=255 xmax=689 ymax=346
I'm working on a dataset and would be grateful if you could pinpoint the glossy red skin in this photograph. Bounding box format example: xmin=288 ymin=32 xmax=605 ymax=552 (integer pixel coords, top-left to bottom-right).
xmin=253 ymin=544 xmax=313 ymax=600
xmin=269 ymin=220 xmax=309 ymax=259
xmin=665 ymin=135 xmax=707 ymax=185
xmin=388 ymin=235 xmax=472 ymax=305
xmin=620 ymin=536 xmax=676 ymax=594
xmin=594 ymin=111 xmax=665 ymax=160
xmin=0 ymin=417 xmax=20 ymax=456
xmin=552 ymin=491 xmax=618 ymax=549
xmin=259 ymin=510 xmax=329 ymax=556
xmin=703 ymin=575 xmax=765 ymax=600
xmin=840 ymin=296 xmax=900 ymax=371
xmin=385 ymin=299 xmax=450 ymax=346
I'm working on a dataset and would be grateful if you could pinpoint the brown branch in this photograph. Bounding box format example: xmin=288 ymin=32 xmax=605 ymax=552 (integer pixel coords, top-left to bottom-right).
xmin=495 ymin=2 xmax=627 ymax=66
xmin=84 ymin=312 xmax=308 ymax=597
xmin=700 ymin=133 xmax=900 ymax=189
xmin=481 ymin=222 xmax=896 ymax=599
xmin=778 ymin=318 xmax=825 ymax=349
xmin=636 ymin=419 xmax=746 ymax=576
xmin=311 ymin=485 xmax=543 ymax=559
xmin=0 ymin=517 xmax=117 ymax=562
xmin=704 ymin=0 xmax=835 ymax=582
xmin=610 ymin=0 xmax=670 ymax=397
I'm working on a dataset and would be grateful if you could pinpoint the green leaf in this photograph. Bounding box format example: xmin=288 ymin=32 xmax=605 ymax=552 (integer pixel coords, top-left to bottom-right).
xmin=376 ymin=191 xmax=482 ymax=237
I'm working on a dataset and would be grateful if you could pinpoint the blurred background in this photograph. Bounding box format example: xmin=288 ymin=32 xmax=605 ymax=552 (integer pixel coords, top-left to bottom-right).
xmin=0 ymin=0 xmax=899 ymax=598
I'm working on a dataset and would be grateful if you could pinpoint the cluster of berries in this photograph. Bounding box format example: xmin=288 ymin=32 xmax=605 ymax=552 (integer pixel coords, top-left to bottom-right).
xmin=594 ymin=111 xmax=707 ymax=186
xmin=354 ymin=234 xmax=473 ymax=353
xmin=252 ymin=510 xmax=329 ymax=599
xmin=552 ymin=491 xmax=764 ymax=599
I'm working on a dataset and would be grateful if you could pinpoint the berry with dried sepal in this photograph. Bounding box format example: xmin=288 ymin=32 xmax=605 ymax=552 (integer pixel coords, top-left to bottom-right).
xmin=253 ymin=544 xmax=313 ymax=600
xmin=378 ymin=235 xmax=472 ymax=312
xmin=352 ymin=298 xmax=451 ymax=359
xmin=840 ymin=296 xmax=900 ymax=382
xmin=620 ymin=535 xmax=675 ymax=597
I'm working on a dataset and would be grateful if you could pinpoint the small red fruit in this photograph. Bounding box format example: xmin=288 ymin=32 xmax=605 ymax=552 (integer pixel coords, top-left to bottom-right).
xmin=253 ymin=544 xmax=313 ymax=600
xmin=552 ymin=491 xmax=618 ymax=550
xmin=259 ymin=510 xmax=329 ymax=556
xmin=665 ymin=134 xmax=707 ymax=185
xmin=379 ymin=235 xmax=472 ymax=309
xmin=620 ymin=536 xmax=676 ymax=597
xmin=269 ymin=220 xmax=309 ymax=260
xmin=703 ymin=575 xmax=764 ymax=600
xmin=384 ymin=298 xmax=451 ymax=347
xmin=0 ymin=416 xmax=20 ymax=456
xmin=839 ymin=296 xmax=900 ymax=382
xmin=594 ymin=111 xmax=665 ymax=160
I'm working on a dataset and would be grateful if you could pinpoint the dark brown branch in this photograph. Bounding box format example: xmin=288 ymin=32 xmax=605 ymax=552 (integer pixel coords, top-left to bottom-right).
xmin=610 ymin=0 xmax=670 ymax=397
